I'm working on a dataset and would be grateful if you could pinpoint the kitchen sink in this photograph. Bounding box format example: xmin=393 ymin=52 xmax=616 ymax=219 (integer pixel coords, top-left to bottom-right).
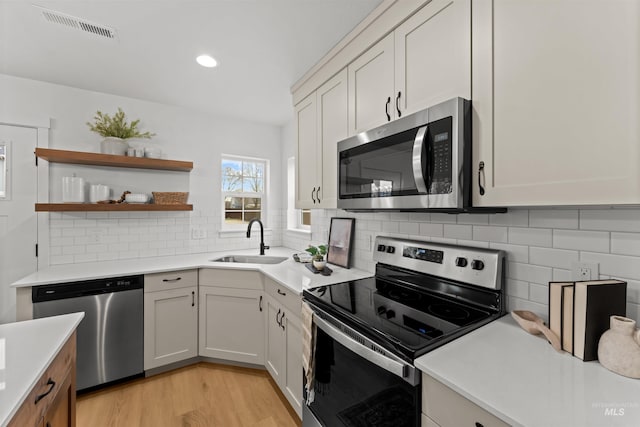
xmin=210 ymin=255 xmax=288 ymax=264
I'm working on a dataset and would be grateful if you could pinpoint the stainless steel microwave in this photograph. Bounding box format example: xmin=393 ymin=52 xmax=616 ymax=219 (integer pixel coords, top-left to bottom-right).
xmin=337 ymin=97 xmax=471 ymax=211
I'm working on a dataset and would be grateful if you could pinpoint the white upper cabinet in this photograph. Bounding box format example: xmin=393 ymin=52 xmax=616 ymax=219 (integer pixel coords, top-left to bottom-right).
xmin=472 ymin=0 xmax=640 ymax=206
xmin=348 ymin=33 xmax=395 ymax=134
xmin=317 ymin=68 xmax=348 ymax=208
xmin=395 ymin=0 xmax=470 ymax=116
xmin=295 ymin=93 xmax=318 ymax=208
xmin=348 ymin=0 xmax=470 ymax=135
xmin=296 ymin=68 xmax=348 ymax=209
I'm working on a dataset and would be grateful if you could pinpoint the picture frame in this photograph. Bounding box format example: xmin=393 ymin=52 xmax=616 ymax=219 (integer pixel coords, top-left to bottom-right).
xmin=327 ymin=217 xmax=355 ymax=268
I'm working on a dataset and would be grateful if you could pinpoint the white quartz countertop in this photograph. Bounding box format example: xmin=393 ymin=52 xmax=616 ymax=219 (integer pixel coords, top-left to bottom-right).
xmin=0 ymin=313 xmax=84 ymax=427
xmin=11 ymin=246 xmax=372 ymax=295
xmin=415 ymin=315 xmax=640 ymax=427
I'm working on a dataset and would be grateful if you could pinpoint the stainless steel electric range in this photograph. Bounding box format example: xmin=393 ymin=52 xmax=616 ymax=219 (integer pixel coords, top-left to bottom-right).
xmin=302 ymin=236 xmax=506 ymax=427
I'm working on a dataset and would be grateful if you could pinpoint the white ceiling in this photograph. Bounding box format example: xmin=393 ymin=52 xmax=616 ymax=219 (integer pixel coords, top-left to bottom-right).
xmin=0 ymin=0 xmax=382 ymax=125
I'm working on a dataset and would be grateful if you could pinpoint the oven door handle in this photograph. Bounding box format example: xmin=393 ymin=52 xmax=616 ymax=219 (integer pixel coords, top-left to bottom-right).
xmin=313 ymin=314 xmax=417 ymax=385
xmin=412 ymin=125 xmax=429 ymax=194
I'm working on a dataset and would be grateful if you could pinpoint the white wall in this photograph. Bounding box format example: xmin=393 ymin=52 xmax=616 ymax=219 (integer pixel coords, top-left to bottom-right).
xmin=1 ymin=73 xmax=284 ymax=267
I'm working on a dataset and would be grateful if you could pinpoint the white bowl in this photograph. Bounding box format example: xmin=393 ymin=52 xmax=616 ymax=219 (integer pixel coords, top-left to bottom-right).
xmin=125 ymin=193 xmax=149 ymax=204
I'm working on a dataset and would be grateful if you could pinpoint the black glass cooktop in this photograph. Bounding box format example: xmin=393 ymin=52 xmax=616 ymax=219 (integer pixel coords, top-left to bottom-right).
xmin=303 ymin=265 xmax=499 ymax=361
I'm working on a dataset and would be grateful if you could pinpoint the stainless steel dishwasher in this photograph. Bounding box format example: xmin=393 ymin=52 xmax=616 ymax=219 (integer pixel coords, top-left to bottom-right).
xmin=32 ymin=275 xmax=144 ymax=391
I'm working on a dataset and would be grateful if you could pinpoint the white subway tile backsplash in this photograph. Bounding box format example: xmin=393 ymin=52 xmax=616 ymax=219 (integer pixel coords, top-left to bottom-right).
xmin=553 ymin=229 xmax=609 ymax=253
xmin=508 ymin=262 xmax=553 ymax=284
xmin=580 ymin=209 xmax=640 ymax=232
xmin=456 ymin=214 xmax=489 ymax=225
xmin=430 ymin=213 xmax=457 ymax=224
xmin=489 ymin=210 xmax=528 ymax=227
xmin=473 ymin=225 xmax=508 ymax=243
xmin=444 ymin=224 xmax=472 ymax=240
xmin=382 ymin=222 xmax=400 ymax=233
xmin=529 ymin=247 xmax=579 ymax=270
xmin=399 ymin=222 xmax=420 ymax=235
xmin=419 ymin=223 xmax=443 ymax=237
xmin=489 ymin=242 xmax=528 ymax=263
xmin=626 ymin=303 xmax=640 ymax=323
xmin=611 ymin=232 xmax=640 ymax=257
xmin=529 ymin=283 xmax=549 ymax=304
xmin=506 ymin=279 xmax=529 ymax=299
xmin=509 ymin=227 xmax=552 ymax=247
xmin=552 ymin=268 xmax=572 ymax=281
xmin=457 ymin=240 xmax=489 ymax=248
xmin=529 ymin=209 xmax=579 ymax=229
xmin=581 ymin=252 xmax=640 ymax=281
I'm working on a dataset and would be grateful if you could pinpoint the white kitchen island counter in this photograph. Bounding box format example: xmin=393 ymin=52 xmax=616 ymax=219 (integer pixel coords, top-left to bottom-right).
xmin=0 ymin=312 xmax=84 ymax=427
xmin=415 ymin=315 xmax=640 ymax=427
xmin=11 ymin=246 xmax=371 ymax=295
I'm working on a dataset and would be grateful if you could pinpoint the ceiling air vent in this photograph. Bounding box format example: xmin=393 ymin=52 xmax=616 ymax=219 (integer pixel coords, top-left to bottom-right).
xmin=35 ymin=6 xmax=117 ymax=40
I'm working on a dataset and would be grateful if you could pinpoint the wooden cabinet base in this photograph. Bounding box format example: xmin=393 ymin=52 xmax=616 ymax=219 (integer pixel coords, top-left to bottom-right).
xmin=9 ymin=333 xmax=77 ymax=427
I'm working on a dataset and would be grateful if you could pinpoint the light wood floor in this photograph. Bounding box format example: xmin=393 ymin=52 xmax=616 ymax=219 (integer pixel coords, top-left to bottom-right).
xmin=76 ymin=363 xmax=301 ymax=427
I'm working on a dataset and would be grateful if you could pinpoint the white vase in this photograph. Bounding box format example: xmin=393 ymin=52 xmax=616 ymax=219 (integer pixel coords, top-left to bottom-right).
xmin=597 ymin=316 xmax=640 ymax=378
xmin=100 ymin=137 xmax=129 ymax=155
xmin=313 ymin=259 xmax=326 ymax=270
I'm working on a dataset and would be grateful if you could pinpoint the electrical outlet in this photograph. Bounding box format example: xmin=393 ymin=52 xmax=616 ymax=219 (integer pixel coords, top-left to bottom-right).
xmin=571 ymin=262 xmax=599 ymax=281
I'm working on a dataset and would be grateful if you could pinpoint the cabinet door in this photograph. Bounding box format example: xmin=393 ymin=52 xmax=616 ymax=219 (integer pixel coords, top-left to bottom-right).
xmin=283 ymin=312 xmax=303 ymax=418
xmin=317 ymin=68 xmax=348 ymax=208
xmin=395 ymin=0 xmax=470 ymax=116
xmin=43 ymin=374 xmax=73 ymax=427
xmin=348 ymin=33 xmax=395 ymax=135
xmin=472 ymin=0 xmax=640 ymax=206
xmin=144 ymin=287 xmax=198 ymax=370
xmin=264 ymin=297 xmax=285 ymax=383
xmin=295 ymin=93 xmax=319 ymax=209
xmin=199 ymin=286 xmax=264 ymax=365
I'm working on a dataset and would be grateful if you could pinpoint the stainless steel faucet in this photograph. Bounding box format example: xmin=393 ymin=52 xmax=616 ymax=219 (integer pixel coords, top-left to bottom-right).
xmin=246 ymin=219 xmax=269 ymax=255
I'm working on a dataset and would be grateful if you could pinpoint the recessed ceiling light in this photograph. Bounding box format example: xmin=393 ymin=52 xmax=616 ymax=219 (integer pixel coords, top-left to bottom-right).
xmin=196 ymin=55 xmax=217 ymax=68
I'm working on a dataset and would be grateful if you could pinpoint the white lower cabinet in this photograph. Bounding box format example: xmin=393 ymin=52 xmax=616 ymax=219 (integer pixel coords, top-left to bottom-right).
xmin=144 ymin=270 xmax=198 ymax=370
xmin=199 ymin=286 xmax=265 ymax=365
xmin=422 ymin=374 xmax=509 ymax=427
xmin=264 ymin=277 xmax=303 ymax=418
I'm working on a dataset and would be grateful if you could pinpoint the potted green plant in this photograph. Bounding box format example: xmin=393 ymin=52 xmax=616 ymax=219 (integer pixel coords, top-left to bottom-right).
xmin=87 ymin=108 xmax=155 ymax=155
xmin=306 ymin=244 xmax=327 ymax=270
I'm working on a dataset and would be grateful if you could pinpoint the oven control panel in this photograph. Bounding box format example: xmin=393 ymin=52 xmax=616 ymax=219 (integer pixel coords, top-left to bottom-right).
xmin=372 ymin=236 xmax=504 ymax=290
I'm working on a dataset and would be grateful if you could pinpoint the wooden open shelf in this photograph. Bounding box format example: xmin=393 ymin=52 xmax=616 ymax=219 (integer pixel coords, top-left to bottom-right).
xmin=35 ymin=148 xmax=193 ymax=172
xmin=36 ymin=203 xmax=193 ymax=212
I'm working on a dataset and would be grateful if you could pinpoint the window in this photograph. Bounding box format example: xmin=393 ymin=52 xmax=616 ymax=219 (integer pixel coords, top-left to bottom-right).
xmin=0 ymin=145 xmax=6 ymax=199
xmin=221 ymin=156 xmax=267 ymax=227
xmin=287 ymin=157 xmax=311 ymax=231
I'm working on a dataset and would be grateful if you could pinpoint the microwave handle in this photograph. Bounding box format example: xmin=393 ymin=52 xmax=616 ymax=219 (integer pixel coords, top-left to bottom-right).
xmin=412 ymin=125 xmax=429 ymax=194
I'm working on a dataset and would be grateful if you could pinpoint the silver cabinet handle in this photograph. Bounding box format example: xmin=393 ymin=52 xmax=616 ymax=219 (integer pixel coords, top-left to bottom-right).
xmin=412 ymin=125 xmax=429 ymax=194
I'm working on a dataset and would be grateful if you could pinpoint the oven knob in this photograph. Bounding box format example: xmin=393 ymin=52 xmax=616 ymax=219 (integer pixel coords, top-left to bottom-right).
xmin=377 ymin=244 xmax=386 ymax=252
xmin=386 ymin=310 xmax=396 ymax=320
xmin=377 ymin=306 xmax=387 ymax=316
xmin=471 ymin=260 xmax=485 ymax=270
xmin=386 ymin=246 xmax=395 ymax=254
xmin=455 ymin=257 xmax=468 ymax=267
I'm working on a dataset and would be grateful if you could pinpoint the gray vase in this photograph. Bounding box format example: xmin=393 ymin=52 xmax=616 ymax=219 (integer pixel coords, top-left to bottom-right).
xmin=597 ymin=316 xmax=640 ymax=379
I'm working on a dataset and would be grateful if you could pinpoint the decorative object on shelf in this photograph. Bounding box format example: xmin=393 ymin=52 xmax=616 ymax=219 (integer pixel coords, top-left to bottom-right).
xmin=152 ymin=191 xmax=189 ymax=204
xmin=124 ymin=193 xmax=149 ymax=204
xmin=144 ymin=146 xmax=162 ymax=159
xmin=61 ymin=174 xmax=85 ymax=203
xmin=598 ymin=316 xmax=640 ymax=379
xmin=511 ymin=310 xmax=562 ymax=352
xmin=89 ymin=184 xmax=110 ymax=203
xmin=306 ymin=244 xmax=327 ymax=271
xmin=86 ymin=108 xmax=156 ymax=156
xmin=327 ymin=217 xmax=355 ymax=268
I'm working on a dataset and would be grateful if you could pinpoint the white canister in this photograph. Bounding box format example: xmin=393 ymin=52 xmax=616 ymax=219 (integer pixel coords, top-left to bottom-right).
xmin=62 ymin=175 xmax=85 ymax=203
xmin=89 ymin=184 xmax=110 ymax=203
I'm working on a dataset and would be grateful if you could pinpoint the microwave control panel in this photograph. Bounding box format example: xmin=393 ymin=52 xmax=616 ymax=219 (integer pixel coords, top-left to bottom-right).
xmin=428 ymin=116 xmax=453 ymax=195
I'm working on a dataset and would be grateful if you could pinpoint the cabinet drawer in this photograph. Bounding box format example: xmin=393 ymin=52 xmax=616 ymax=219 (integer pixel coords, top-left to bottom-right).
xmin=145 ymin=269 xmax=197 ymax=292
xmin=265 ymin=277 xmax=301 ymax=316
xmin=199 ymin=269 xmax=263 ymax=290
xmin=9 ymin=332 xmax=76 ymax=427
xmin=422 ymin=374 xmax=510 ymax=427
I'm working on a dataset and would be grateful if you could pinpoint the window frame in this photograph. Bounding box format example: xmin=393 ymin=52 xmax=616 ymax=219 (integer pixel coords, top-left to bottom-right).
xmin=220 ymin=154 xmax=268 ymax=230
xmin=286 ymin=156 xmax=311 ymax=232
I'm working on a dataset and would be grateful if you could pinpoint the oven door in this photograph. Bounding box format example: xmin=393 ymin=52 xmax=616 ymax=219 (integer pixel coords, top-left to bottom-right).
xmin=304 ymin=310 xmax=421 ymax=427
